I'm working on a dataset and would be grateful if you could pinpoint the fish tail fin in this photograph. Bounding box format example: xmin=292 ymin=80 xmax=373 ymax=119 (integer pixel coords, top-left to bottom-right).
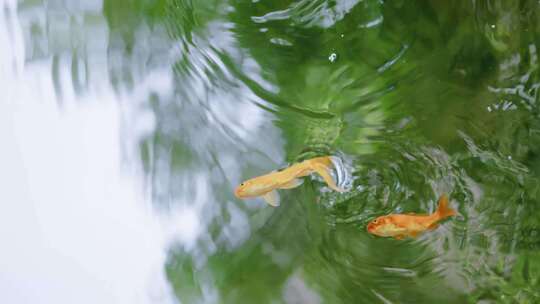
xmin=435 ymin=194 xmax=456 ymax=220
xmin=312 ymin=162 xmax=345 ymax=193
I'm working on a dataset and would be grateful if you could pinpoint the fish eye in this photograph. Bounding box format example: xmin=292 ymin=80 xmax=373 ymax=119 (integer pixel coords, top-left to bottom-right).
xmin=240 ymin=183 xmax=245 ymax=186
xmin=373 ymin=219 xmax=378 ymax=224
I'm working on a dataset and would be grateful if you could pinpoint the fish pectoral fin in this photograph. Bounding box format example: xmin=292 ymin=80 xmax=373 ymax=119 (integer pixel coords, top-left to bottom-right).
xmin=312 ymin=164 xmax=346 ymax=193
xmin=262 ymin=190 xmax=280 ymax=207
xmin=427 ymin=223 xmax=439 ymax=230
xmin=279 ymin=178 xmax=304 ymax=189
xmin=408 ymin=231 xmax=420 ymax=238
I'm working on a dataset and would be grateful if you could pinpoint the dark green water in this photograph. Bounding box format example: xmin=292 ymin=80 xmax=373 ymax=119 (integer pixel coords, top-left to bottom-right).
xmin=157 ymin=1 xmax=540 ymax=303
xmin=10 ymin=0 xmax=540 ymax=303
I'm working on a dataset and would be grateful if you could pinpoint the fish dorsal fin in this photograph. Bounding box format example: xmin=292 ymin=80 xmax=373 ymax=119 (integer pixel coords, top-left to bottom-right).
xmin=279 ymin=178 xmax=304 ymax=189
xmin=262 ymin=190 xmax=280 ymax=207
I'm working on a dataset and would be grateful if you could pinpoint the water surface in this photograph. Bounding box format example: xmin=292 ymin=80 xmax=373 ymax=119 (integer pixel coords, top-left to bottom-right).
xmin=1 ymin=0 xmax=540 ymax=303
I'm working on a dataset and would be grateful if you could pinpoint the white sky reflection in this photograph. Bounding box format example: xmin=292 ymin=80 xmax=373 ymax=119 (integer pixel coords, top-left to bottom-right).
xmin=0 ymin=0 xmax=288 ymax=302
xmin=0 ymin=1 xmax=178 ymax=303
xmin=0 ymin=100 xmax=173 ymax=304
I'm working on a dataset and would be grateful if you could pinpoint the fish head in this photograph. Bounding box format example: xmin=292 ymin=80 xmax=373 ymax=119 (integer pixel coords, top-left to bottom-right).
xmin=234 ymin=181 xmax=251 ymax=198
xmin=367 ymin=216 xmax=397 ymax=237
xmin=367 ymin=216 xmax=385 ymax=234
xmin=234 ymin=177 xmax=268 ymax=198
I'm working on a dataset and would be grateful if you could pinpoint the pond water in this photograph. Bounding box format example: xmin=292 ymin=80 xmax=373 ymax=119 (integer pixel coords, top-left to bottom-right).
xmin=1 ymin=0 xmax=540 ymax=303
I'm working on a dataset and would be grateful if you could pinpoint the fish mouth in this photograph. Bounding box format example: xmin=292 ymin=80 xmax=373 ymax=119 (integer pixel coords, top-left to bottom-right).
xmin=366 ymin=223 xmax=375 ymax=232
xmin=234 ymin=187 xmax=244 ymax=198
xmin=234 ymin=187 xmax=253 ymax=199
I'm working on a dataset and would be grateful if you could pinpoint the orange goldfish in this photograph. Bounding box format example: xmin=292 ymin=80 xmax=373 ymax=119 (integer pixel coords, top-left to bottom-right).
xmin=366 ymin=194 xmax=456 ymax=239
xmin=234 ymin=156 xmax=345 ymax=207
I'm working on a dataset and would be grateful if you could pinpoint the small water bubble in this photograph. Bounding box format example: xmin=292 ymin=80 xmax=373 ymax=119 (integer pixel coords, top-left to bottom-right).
xmin=508 ymin=155 xmax=512 ymax=160
xmin=329 ymin=52 xmax=338 ymax=63
xmin=340 ymin=34 xmax=344 ymax=38
xmin=491 ymin=24 xmax=496 ymax=29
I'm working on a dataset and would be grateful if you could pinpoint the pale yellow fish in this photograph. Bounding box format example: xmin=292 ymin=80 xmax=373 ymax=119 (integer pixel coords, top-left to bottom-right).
xmin=366 ymin=194 xmax=456 ymax=239
xmin=234 ymin=156 xmax=345 ymax=206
